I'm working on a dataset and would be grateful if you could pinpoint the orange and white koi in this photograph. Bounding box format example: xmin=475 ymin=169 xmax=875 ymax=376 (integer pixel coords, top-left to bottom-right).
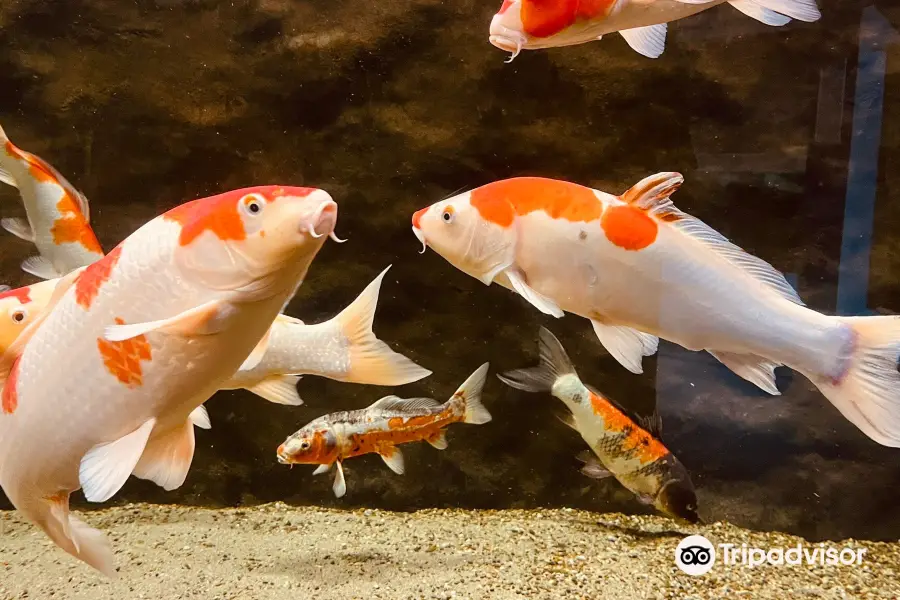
xmin=489 ymin=0 xmax=820 ymax=61
xmin=500 ymin=327 xmax=699 ymax=523
xmin=0 ymin=267 xmax=430 ymax=408
xmin=412 ymin=173 xmax=900 ymax=448
xmin=0 ymin=124 xmax=104 ymax=278
xmin=277 ymin=363 xmax=491 ymax=497
xmin=0 ymin=185 xmax=337 ymax=575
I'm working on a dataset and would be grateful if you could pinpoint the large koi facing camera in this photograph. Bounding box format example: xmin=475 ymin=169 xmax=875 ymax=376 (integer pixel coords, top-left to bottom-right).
xmin=0 ymin=185 xmax=338 ymax=576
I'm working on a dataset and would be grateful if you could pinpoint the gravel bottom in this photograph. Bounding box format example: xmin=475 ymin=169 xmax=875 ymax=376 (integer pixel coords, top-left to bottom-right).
xmin=1 ymin=503 xmax=899 ymax=599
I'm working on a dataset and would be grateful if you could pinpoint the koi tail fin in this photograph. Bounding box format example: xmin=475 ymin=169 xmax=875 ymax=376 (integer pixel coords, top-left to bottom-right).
xmin=728 ymin=0 xmax=820 ymax=24
xmin=334 ymin=265 xmax=432 ymax=386
xmin=454 ymin=362 xmax=492 ymax=425
xmin=17 ymin=491 xmax=115 ymax=577
xmin=497 ymin=327 xmax=576 ymax=394
xmin=815 ymin=316 xmax=900 ymax=447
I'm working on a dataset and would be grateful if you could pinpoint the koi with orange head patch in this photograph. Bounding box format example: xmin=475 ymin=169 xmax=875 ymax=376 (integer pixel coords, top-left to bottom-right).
xmin=499 ymin=328 xmax=699 ymax=523
xmin=277 ymin=363 xmax=491 ymax=498
xmin=489 ymin=0 xmax=820 ymax=61
xmin=0 ymin=123 xmax=104 ymax=279
xmin=413 ymin=173 xmax=900 ymax=449
xmin=0 ymin=278 xmax=58 ymax=353
xmin=0 ymin=185 xmax=338 ymax=576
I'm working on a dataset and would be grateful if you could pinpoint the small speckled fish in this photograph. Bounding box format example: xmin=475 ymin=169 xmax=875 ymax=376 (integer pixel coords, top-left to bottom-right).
xmin=277 ymin=363 xmax=492 ymax=498
xmin=0 ymin=266 xmax=430 ymax=408
xmin=412 ymin=173 xmax=900 ymax=448
xmin=489 ymin=0 xmax=821 ymax=61
xmin=0 ymin=185 xmax=337 ymax=575
xmin=499 ymin=327 xmax=699 ymax=523
xmin=0 ymin=123 xmax=104 ymax=278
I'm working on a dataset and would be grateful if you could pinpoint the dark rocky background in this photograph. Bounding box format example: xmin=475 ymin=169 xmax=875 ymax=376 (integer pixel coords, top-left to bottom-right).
xmin=0 ymin=0 xmax=898 ymax=542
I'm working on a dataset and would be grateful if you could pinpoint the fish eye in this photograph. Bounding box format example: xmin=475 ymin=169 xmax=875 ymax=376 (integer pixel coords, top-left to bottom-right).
xmin=240 ymin=193 xmax=267 ymax=217
xmin=11 ymin=309 xmax=26 ymax=324
xmin=299 ymin=440 xmax=311 ymax=451
xmin=441 ymin=206 xmax=455 ymax=224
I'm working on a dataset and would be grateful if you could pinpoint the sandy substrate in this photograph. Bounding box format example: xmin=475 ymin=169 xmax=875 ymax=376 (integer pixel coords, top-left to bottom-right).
xmin=1 ymin=503 xmax=898 ymax=600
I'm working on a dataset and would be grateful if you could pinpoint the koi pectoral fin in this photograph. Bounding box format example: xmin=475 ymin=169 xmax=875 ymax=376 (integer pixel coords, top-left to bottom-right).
xmin=312 ymin=464 xmax=331 ymax=475
xmin=80 ymin=418 xmax=156 ymax=503
xmin=506 ymin=269 xmax=564 ymax=318
xmin=576 ymin=451 xmax=613 ymax=480
xmin=590 ymin=319 xmax=659 ymax=375
xmin=1 ymin=217 xmax=33 ymax=242
xmin=103 ymin=299 xmax=231 ymax=342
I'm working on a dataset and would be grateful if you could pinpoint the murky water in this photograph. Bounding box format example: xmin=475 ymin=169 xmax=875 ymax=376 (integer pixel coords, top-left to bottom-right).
xmin=0 ymin=0 xmax=898 ymax=547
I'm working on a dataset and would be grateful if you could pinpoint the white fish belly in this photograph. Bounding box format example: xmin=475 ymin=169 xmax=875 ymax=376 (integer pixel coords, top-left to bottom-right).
xmin=517 ymin=217 xmax=845 ymax=377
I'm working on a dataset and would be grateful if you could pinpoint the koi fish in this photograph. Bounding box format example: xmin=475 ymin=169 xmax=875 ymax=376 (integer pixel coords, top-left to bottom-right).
xmin=499 ymin=327 xmax=699 ymax=522
xmin=489 ymin=0 xmax=821 ymax=61
xmin=277 ymin=363 xmax=492 ymax=497
xmin=0 ymin=124 xmax=105 ymax=278
xmin=0 ymin=185 xmax=337 ymax=576
xmin=411 ymin=173 xmax=900 ymax=448
xmin=0 ymin=266 xmax=430 ymax=409
xmin=220 ymin=264 xmax=432 ymax=400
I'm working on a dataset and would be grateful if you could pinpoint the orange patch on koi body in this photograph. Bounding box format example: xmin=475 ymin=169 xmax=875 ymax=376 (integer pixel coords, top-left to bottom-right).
xmin=470 ymin=177 xmax=603 ymax=227
xmin=1 ymin=356 xmax=22 ymax=415
xmin=75 ymin=245 xmax=123 ymax=309
xmin=520 ymin=0 xmax=615 ymax=38
xmin=589 ymin=391 xmax=666 ymax=463
xmin=601 ymin=204 xmax=658 ymax=251
xmin=0 ymin=286 xmax=32 ymax=304
xmin=51 ymin=194 xmax=103 ymax=253
xmin=97 ymin=318 xmax=152 ymax=388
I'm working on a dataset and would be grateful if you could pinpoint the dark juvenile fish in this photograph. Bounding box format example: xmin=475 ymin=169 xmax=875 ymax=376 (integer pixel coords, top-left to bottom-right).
xmin=277 ymin=363 xmax=491 ymax=497
xmin=498 ymin=327 xmax=700 ymax=523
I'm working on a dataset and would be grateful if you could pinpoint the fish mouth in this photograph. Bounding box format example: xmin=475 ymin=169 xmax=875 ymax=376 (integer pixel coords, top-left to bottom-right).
xmin=303 ymin=197 xmax=345 ymax=243
xmin=488 ymin=24 xmax=526 ymax=62
xmin=412 ymin=226 xmax=427 ymax=254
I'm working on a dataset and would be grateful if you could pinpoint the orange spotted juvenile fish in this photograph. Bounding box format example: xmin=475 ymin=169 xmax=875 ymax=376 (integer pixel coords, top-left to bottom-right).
xmin=499 ymin=327 xmax=699 ymax=523
xmin=412 ymin=173 xmax=900 ymax=448
xmin=0 ymin=123 xmax=104 ymax=278
xmin=277 ymin=363 xmax=491 ymax=497
xmin=0 ymin=185 xmax=338 ymax=575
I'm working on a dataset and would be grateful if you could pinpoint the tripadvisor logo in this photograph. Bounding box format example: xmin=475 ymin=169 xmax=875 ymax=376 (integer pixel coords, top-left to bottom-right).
xmin=674 ymin=535 xmax=868 ymax=575
xmin=675 ymin=535 xmax=716 ymax=575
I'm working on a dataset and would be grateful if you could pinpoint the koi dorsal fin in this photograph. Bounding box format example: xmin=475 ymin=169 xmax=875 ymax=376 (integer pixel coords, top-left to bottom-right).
xmin=620 ymin=172 xmax=683 ymax=210
xmin=621 ymin=172 xmax=804 ymax=306
xmin=368 ymin=395 xmax=441 ymax=413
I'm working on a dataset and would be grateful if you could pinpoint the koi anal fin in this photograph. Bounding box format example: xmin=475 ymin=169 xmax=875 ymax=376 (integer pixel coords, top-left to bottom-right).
xmin=709 ymin=351 xmax=782 ymax=395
